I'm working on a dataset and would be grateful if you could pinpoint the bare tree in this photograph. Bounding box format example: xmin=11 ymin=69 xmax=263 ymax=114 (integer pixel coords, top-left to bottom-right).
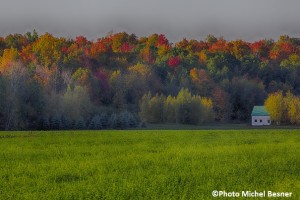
xmin=4 ymin=62 xmax=28 ymax=130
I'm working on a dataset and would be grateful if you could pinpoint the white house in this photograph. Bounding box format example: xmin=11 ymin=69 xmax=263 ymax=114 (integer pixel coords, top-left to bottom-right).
xmin=251 ymin=106 xmax=271 ymax=126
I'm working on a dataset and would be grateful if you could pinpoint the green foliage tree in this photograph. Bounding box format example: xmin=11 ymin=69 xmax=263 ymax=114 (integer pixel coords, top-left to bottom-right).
xmin=230 ymin=78 xmax=266 ymax=121
xmin=25 ymin=29 xmax=38 ymax=43
xmin=4 ymin=34 xmax=28 ymax=50
xmin=139 ymin=93 xmax=165 ymax=123
xmin=61 ymin=86 xmax=93 ymax=122
xmin=163 ymin=95 xmax=176 ymax=123
xmin=207 ymin=52 xmax=238 ymax=81
xmin=140 ymin=88 xmax=214 ymax=125
xmin=174 ymin=88 xmax=201 ymax=124
xmin=205 ymin=34 xmax=218 ymax=44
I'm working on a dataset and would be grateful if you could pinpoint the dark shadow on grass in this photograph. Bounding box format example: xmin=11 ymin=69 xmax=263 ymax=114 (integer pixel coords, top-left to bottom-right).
xmin=49 ymin=173 xmax=84 ymax=183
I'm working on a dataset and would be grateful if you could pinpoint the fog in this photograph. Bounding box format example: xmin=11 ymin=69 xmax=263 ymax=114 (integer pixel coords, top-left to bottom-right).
xmin=1 ymin=0 xmax=299 ymax=41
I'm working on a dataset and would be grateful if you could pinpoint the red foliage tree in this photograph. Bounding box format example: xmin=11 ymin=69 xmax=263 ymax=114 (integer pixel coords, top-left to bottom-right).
xmin=270 ymin=42 xmax=294 ymax=61
xmin=251 ymin=40 xmax=264 ymax=54
xmin=121 ymin=42 xmax=134 ymax=53
xmin=168 ymin=56 xmax=180 ymax=68
xmin=75 ymin=36 xmax=89 ymax=47
xmin=89 ymin=39 xmax=107 ymax=59
xmin=209 ymin=38 xmax=228 ymax=53
xmin=156 ymin=34 xmax=169 ymax=47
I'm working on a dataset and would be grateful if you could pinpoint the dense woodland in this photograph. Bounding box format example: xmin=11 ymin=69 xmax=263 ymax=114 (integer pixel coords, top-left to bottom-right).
xmin=1 ymin=31 xmax=300 ymax=130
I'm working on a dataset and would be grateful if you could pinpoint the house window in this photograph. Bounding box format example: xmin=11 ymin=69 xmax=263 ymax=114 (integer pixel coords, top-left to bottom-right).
xmin=268 ymin=120 xmax=270 ymax=123
xmin=260 ymin=119 xmax=262 ymax=123
xmin=254 ymin=119 xmax=257 ymax=122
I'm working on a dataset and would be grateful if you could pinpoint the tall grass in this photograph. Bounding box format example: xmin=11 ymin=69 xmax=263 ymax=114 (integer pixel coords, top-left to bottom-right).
xmin=0 ymin=130 xmax=299 ymax=199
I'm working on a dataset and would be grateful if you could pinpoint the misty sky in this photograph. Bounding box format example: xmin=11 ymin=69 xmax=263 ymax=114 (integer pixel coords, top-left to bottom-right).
xmin=1 ymin=0 xmax=300 ymax=42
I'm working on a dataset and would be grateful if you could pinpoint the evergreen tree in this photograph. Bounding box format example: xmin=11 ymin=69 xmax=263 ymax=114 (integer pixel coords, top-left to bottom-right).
xmin=76 ymin=117 xmax=86 ymax=130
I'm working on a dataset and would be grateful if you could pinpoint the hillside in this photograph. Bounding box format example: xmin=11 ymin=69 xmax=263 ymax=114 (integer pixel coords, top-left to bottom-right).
xmin=1 ymin=32 xmax=300 ymax=130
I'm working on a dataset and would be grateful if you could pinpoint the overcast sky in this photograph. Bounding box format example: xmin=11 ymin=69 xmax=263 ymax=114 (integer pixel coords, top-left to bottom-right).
xmin=0 ymin=0 xmax=299 ymax=42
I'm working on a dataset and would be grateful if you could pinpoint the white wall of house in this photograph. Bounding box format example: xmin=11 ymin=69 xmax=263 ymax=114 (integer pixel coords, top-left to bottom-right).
xmin=252 ymin=116 xmax=271 ymax=126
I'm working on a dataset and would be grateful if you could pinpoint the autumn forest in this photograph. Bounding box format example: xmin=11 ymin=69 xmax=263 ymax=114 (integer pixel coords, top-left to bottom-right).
xmin=1 ymin=31 xmax=300 ymax=130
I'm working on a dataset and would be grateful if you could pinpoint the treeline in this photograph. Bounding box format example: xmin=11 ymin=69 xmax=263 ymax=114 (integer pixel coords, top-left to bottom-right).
xmin=1 ymin=31 xmax=300 ymax=130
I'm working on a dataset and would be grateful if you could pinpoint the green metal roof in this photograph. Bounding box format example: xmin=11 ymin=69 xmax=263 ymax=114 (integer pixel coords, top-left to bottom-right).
xmin=251 ymin=106 xmax=269 ymax=116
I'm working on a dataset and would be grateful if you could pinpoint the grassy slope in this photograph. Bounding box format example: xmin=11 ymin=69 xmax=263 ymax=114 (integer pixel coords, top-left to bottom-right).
xmin=0 ymin=130 xmax=299 ymax=199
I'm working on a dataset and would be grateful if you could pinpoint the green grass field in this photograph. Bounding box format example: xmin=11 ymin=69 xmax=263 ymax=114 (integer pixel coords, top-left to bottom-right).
xmin=0 ymin=130 xmax=299 ymax=199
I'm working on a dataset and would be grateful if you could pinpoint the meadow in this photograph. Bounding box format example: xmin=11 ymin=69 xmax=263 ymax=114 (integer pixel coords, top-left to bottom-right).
xmin=0 ymin=129 xmax=299 ymax=199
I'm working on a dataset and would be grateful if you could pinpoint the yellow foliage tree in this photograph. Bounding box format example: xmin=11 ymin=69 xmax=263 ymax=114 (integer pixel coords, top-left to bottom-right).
xmin=284 ymin=92 xmax=300 ymax=125
xmin=128 ymin=63 xmax=151 ymax=77
xmin=200 ymin=97 xmax=214 ymax=123
xmin=32 ymin=33 xmax=64 ymax=67
xmin=0 ymin=48 xmax=19 ymax=74
xmin=265 ymin=92 xmax=285 ymax=125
